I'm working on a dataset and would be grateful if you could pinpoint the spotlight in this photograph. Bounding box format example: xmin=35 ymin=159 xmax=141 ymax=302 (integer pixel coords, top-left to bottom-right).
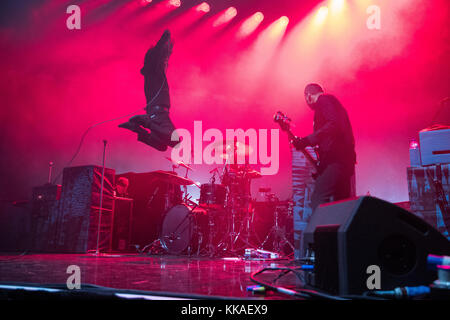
xmin=279 ymin=16 xmax=289 ymax=27
xmin=213 ymin=6 xmax=237 ymax=27
xmin=254 ymin=12 xmax=264 ymax=23
xmin=267 ymin=16 xmax=289 ymax=39
xmin=238 ymin=12 xmax=264 ymax=38
xmin=168 ymin=0 xmax=181 ymax=8
xmin=315 ymin=6 xmax=328 ymax=24
xmin=196 ymin=2 xmax=210 ymax=13
xmin=225 ymin=7 xmax=237 ymax=19
xmin=330 ymin=0 xmax=345 ymax=13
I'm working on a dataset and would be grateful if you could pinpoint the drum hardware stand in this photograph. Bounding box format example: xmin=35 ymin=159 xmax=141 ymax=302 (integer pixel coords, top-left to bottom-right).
xmin=146 ymin=187 xmax=159 ymax=208
xmin=196 ymin=208 xmax=218 ymax=257
xmin=240 ymin=206 xmax=260 ymax=247
xmin=259 ymin=205 xmax=295 ymax=255
xmin=217 ymin=197 xmax=240 ymax=255
xmin=231 ymin=203 xmax=261 ymax=254
xmin=146 ymin=202 xmax=198 ymax=255
xmin=164 ymin=204 xmax=200 ymax=256
xmin=182 ymin=164 xmax=192 ymax=203
xmin=192 ymin=223 xmax=203 ymax=257
xmin=218 ymin=196 xmax=259 ymax=256
xmin=141 ymin=239 xmax=167 ymax=255
xmin=47 ymin=161 xmax=54 ymax=184
xmin=205 ymin=212 xmax=217 ymax=257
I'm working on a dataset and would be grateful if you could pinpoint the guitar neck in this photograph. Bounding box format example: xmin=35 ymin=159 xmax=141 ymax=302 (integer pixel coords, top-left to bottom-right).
xmin=273 ymin=111 xmax=319 ymax=171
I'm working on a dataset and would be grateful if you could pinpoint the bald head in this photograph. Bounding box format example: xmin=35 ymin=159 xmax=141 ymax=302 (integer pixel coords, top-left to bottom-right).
xmin=304 ymin=83 xmax=324 ymax=107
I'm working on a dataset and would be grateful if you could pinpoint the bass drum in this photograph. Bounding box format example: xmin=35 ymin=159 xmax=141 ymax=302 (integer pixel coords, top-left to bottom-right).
xmin=161 ymin=204 xmax=196 ymax=255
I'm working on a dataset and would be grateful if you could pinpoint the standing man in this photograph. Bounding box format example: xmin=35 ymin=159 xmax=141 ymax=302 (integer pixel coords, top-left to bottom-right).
xmin=293 ymin=83 xmax=356 ymax=211
xmin=119 ymin=29 xmax=179 ymax=151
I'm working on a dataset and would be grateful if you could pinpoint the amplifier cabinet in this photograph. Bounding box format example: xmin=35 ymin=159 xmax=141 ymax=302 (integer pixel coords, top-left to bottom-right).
xmin=419 ymin=128 xmax=450 ymax=166
xmin=407 ymin=164 xmax=450 ymax=240
xmin=53 ymin=165 xmax=115 ymax=253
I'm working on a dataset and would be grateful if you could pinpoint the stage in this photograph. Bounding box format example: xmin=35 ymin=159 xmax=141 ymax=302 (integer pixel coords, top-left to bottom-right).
xmin=0 ymin=0 xmax=449 ymax=304
xmin=0 ymin=253 xmax=300 ymax=300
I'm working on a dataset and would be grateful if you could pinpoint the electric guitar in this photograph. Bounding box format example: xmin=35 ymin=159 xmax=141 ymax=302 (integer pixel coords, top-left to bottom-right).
xmin=273 ymin=111 xmax=319 ymax=174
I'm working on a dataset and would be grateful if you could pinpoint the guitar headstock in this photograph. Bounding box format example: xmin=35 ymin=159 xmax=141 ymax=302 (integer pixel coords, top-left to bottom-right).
xmin=273 ymin=111 xmax=291 ymax=132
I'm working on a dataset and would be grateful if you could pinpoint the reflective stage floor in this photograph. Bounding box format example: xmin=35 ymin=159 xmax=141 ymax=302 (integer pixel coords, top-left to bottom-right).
xmin=0 ymin=253 xmax=301 ymax=299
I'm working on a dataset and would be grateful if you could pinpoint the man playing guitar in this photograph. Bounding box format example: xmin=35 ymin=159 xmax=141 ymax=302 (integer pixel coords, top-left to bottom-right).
xmin=292 ymin=83 xmax=356 ymax=211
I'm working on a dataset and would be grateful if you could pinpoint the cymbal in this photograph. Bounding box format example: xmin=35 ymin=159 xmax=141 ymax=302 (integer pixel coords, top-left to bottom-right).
xmin=150 ymin=170 xmax=195 ymax=186
xmin=165 ymin=157 xmax=194 ymax=171
xmin=211 ymin=140 xmax=253 ymax=156
xmin=228 ymin=165 xmax=261 ymax=176
xmin=245 ymin=169 xmax=262 ymax=179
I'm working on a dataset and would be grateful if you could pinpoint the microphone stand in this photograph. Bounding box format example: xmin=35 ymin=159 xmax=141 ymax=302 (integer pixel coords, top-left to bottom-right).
xmin=48 ymin=162 xmax=54 ymax=184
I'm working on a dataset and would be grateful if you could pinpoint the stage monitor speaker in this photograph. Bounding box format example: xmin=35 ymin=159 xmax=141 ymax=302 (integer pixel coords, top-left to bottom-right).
xmin=303 ymin=196 xmax=450 ymax=296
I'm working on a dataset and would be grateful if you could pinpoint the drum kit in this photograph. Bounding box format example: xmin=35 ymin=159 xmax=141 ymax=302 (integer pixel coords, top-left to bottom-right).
xmin=145 ymin=139 xmax=293 ymax=258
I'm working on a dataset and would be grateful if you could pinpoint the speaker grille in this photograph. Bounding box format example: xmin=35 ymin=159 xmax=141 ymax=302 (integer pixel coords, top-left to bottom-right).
xmin=378 ymin=234 xmax=417 ymax=276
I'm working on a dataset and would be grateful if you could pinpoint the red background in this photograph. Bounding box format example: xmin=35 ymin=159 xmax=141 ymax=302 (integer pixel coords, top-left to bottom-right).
xmin=0 ymin=0 xmax=449 ymax=204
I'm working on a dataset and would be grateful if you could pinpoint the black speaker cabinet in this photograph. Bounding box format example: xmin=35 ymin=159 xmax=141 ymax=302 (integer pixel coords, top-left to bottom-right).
xmin=111 ymin=197 xmax=134 ymax=252
xmin=303 ymin=196 xmax=450 ymax=295
xmin=53 ymin=165 xmax=115 ymax=253
xmin=30 ymin=184 xmax=62 ymax=252
xmin=115 ymin=172 xmax=182 ymax=247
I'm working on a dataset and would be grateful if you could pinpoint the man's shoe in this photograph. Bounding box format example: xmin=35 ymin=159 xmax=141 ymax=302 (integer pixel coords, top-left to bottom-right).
xmin=118 ymin=121 xmax=140 ymax=132
xmin=129 ymin=115 xmax=147 ymax=126
xmin=137 ymin=132 xmax=168 ymax=151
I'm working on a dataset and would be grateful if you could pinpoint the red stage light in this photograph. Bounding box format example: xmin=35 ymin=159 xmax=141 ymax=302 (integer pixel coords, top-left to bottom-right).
xmin=197 ymin=2 xmax=210 ymax=13
xmin=409 ymin=139 xmax=419 ymax=150
xmin=279 ymin=16 xmax=289 ymax=27
xmin=330 ymin=0 xmax=345 ymax=13
xmin=268 ymin=16 xmax=289 ymax=37
xmin=238 ymin=12 xmax=264 ymax=38
xmin=315 ymin=6 xmax=328 ymax=25
xmin=213 ymin=7 xmax=237 ymax=27
xmin=254 ymin=12 xmax=264 ymax=23
xmin=168 ymin=0 xmax=181 ymax=8
xmin=225 ymin=7 xmax=237 ymax=19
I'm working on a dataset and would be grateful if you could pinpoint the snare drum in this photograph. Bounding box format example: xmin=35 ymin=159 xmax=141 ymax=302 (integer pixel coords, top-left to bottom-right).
xmin=199 ymin=183 xmax=226 ymax=209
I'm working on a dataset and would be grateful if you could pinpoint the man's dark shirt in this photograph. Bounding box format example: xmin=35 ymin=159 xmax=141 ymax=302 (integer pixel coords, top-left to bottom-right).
xmin=305 ymin=94 xmax=356 ymax=174
xmin=140 ymin=34 xmax=171 ymax=109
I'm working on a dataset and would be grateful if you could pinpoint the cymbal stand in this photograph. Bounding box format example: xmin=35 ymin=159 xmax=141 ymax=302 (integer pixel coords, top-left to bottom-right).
xmin=259 ymin=205 xmax=295 ymax=255
xmin=182 ymin=166 xmax=191 ymax=203
xmin=199 ymin=208 xmax=218 ymax=257
xmin=240 ymin=204 xmax=258 ymax=248
xmin=214 ymin=185 xmax=238 ymax=256
xmin=232 ymin=198 xmax=260 ymax=253
xmin=146 ymin=204 xmax=198 ymax=256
